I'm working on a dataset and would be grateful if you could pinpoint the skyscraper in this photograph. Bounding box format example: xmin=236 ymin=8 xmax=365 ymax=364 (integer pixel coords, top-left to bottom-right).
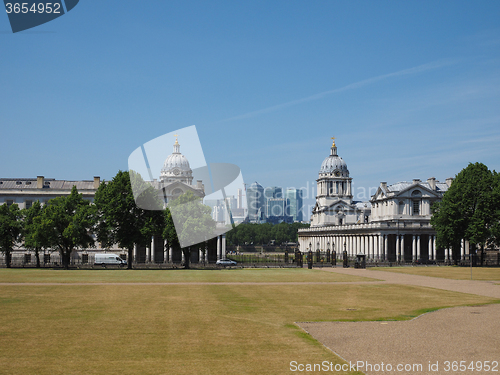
xmin=286 ymin=188 xmax=303 ymax=222
xmin=246 ymin=182 xmax=265 ymax=222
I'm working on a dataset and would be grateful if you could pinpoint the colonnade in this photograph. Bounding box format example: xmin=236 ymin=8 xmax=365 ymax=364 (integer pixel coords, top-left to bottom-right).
xmin=132 ymin=234 xmax=226 ymax=263
xmin=302 ymin=233 xmax=451 ymax=262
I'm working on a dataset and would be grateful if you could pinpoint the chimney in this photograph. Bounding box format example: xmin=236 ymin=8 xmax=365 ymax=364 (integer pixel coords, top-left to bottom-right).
xmin=413 ymin=179 xmax=421 ymax=184
xmin=37 ymin=176 xmax=44 ymax=189
xmin=93 ymin=176 xmax=100 ymax=190
xmin=427 ymin=177 xmax=436 ymax=190
xmin=446 ymin=177 xmax=454 ymax=187
xmin=380 ymin=182 xmax=387 ymax=190
xmin=197 ymin=180 xmax=203 ymax=189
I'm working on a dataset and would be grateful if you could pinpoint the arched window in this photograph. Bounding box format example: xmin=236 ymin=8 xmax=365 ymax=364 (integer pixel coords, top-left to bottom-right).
xmin=411 ymin=190 xmax=422 ymax=197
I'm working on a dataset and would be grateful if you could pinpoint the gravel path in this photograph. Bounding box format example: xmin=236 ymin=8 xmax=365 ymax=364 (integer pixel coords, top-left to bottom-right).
xmin=297 ymin=267 xmax=500 ymax=374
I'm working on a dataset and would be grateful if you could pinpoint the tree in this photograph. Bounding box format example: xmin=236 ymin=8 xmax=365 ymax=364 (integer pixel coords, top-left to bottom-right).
xmin=38 ymin=186 xmax=95 ymax=269
xmin=94 ymin=170 xmax=164 ymax=269
xmin=165 ymin=191 xmax=216 ymax=269
xmin=431 ymin=162 xmax=500 ymax=263
xmin=22 ymin=201 xmax=46 ymax=268
xmin=0 ymin=203 xmax=22 ymax=268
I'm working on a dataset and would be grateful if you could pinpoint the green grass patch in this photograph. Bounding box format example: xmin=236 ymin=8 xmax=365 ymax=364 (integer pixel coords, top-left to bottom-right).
xmin=0 ymin=270 xmax=497 ymax=374
xmin=371 ymin=265 xmax=500 ymax=280
xmin=0 ymin=267 xmax=379 ymax=283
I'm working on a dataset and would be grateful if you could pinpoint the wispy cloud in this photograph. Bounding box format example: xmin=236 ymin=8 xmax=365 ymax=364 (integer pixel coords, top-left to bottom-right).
xmin=220 ymin=58 xmax=459 ymax=122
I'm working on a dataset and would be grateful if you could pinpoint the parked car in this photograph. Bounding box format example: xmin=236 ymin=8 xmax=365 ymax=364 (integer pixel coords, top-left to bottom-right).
xmin=216 ymin=259 xmax=237 ymax=266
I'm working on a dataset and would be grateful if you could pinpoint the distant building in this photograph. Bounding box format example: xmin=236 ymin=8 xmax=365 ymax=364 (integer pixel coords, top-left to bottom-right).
xmin=285 ymin=188 xmax=303 ymax=222
xmin=246 ymin=181 xmax=265 ymax=222
xmin=154 ymin=136 xmax=205 ymax=203
xmin=298 ymin=138 xmax=456 ymax=263
xmin=0 ymin=135 xmax=230 ymax=267
xmin=0 ymin=176 xmax=100 ymax=208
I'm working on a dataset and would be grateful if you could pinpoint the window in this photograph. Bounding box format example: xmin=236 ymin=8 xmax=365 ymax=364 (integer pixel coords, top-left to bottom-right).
xmin=25 ymin=200 xmax=33 ymax=209
xmin=44 ymin=254 xmax=51 ymax=264
xmin=16 ymin=181 xmax=22 ymax=185
xmin=411 ymin=190 xmax=422 ymax=197
xmin=6 ymin=200 xmax=14 ymax=206
xmin=398 ymin=201 xmax=404 ymax=215
xmin=413 ymin=200 xmax=420 ymax=215
xmin=24 ymin=254 xmax=31 ymax=264
xmin=81 ymin=254 xmax=89 ymax=264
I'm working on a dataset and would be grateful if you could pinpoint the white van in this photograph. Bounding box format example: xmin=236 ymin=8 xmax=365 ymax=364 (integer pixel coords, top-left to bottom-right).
xmin=94 ymin=253 xmax=126 ymax=267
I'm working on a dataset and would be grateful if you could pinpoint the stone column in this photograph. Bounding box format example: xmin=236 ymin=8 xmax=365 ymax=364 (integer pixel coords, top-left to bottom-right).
xmin=383 ymin=235 xmax=388 ymax=261
xmin=432 ymin=237 xmax=436 ymax=261
xmin=461 ymin=239 xmax=465 ymax=260
xmin=222 ymin=234 xmax=226 ymax=259
xmin=133 ymin=244 xmax=137 ymax=264
xmin=368 ymin=236 xmax=372 ymax=260
xmin=378 ymin=235 xmax=383 ymax=260
xmin=151 ymin=236 xmax=155 ymax=264
xmin=164 ymin=240 xmax=168 ymax=263
xmin=217 ymin=235 xmax=222 ymax=260
xmin=412 ymin=235 xmax=417 ymax=262
xmin=401 ymin=235 xmax=405 ymax=262
xmin=416 ymin=235 xmax=420 ymax=262
xmin=396 ymin=235 xmax=400 ymax=262
xmin=428 ymin=235 xmax=433 ymax=261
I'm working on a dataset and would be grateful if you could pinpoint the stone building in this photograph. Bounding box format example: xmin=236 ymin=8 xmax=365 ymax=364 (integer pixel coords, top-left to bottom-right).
xmin=0 ymin=136 xmax=227 ymax=267
xmin=298 ymin=138 xmax=459 ymax=263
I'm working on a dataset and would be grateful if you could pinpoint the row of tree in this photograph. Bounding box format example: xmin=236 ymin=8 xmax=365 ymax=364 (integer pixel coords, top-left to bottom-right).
xmin=0 ymin=171 xmax=215 ymax=269
xmin=225 ymin=222 xmax=310 ymax=246
xmin=431 ymin=162 xmax=500 ymax=261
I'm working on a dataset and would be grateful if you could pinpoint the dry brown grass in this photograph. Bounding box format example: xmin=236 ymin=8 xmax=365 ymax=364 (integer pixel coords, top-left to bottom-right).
xmin=0 ymin=269 xmax=496 ymax=374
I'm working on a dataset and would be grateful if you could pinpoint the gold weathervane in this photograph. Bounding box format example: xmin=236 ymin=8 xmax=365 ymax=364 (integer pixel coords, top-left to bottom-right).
xmin=331 ymin=136 xmax=336 ymax=147
xmin=174 ymin=134 xmax=179 ymax=145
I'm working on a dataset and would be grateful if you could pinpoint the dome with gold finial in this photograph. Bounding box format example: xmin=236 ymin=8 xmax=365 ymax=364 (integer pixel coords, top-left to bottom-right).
xmin=319 ymin=137 xmax=349 ymax=177
xmin=160 ymin=135 xmax=192 ymax=181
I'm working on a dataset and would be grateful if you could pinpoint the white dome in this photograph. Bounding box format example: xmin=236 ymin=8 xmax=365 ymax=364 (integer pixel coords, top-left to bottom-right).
xmin=319 ymin=146 xmax=349 ymax=176
xmin=160 ymin=138 xmax=193 ymax=181
xmin=162 ymin=153 xmax=191 ymax=172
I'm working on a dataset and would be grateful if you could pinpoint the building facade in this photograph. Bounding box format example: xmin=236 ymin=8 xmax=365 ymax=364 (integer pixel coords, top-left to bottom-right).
xmin=298 ymin=138 xmax=459 ymax=263
xmin=0 ymin=136 xmax=228 ymax=267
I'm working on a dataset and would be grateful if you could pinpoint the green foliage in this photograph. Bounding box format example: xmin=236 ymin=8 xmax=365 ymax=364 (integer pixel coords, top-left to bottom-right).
xmin=94 ymin=170 xmax=164 ymax=269
xmin=38 ymin=186 xmax=96 ymax=269
xmin=226 ymin=222 xmax=310 ymax=246
xmin=431 ymin=163 xmax=500 ymax=258
xmin=0 ymin=203 xmax=23 ymax=268
xmin=22 ymin=201 xmax=45 ymax=268
xmin=165 ymin=191 xmax=217 ymax=268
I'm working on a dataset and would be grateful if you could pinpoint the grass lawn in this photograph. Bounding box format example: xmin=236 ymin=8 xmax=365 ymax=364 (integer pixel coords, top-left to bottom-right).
xmin=0 ymin=269 xmax=497 ymax=375
xmin=370 ymin=265 xmax=500 ymax=281
xmin=0 ymin=268 xmax=380 ymax=284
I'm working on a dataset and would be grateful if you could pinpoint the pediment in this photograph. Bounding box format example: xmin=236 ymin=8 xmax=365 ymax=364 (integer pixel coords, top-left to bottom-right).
xmin=394 ymin=183 xmax=441 ymax=199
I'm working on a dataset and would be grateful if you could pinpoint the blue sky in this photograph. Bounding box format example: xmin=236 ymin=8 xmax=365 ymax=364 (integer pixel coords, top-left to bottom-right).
xmin=1 ymin=1 xmax=499 ymax=213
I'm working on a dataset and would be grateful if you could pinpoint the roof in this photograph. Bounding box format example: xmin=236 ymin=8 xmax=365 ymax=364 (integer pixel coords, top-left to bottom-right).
xmin=387 ymin=181 xmax=449 ymax=194
xmin=0 ymin=178 xmax=96 ymax=190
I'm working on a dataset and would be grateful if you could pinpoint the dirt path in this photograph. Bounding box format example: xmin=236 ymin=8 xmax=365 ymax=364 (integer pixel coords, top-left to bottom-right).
xmin=297 ymin=267 xmax=500 ymax=374
xmin=317 ymin=266 xmax=500 ymax=298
